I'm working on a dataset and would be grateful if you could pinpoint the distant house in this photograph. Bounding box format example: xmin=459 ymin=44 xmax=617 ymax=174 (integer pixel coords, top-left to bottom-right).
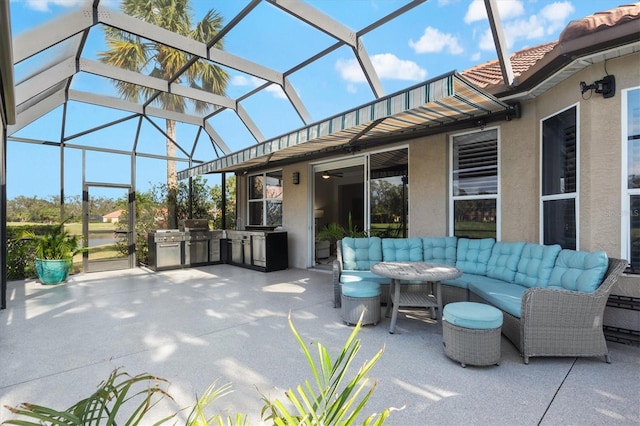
xmin=102 ymin=210 xmax=125 ymax=223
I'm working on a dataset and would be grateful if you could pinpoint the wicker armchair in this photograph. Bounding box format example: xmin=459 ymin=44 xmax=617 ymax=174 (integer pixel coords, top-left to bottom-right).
xmin=502 ymin=258 xmax=628 ymax=364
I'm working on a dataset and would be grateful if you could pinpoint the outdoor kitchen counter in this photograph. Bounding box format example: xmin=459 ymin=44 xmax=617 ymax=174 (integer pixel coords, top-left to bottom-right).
xmin=225 ymin=230 xmax=288 ymax=272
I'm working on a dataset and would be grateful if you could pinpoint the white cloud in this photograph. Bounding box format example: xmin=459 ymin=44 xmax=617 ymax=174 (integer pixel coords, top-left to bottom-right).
xmin=230 ymin=75 xmax=286 ymax=99
xmin=335 ymin=54 xmax=427 ymax=83
xmin=464 ymin=0 xmax=524 ymax=23
xmin=540 ymin=1 xmax=575 ymax=34
xmin=479 ymin=29 xmax=496 ymax=51
xmin=409 ymin=26 xmax=463 ymax=55
xmin=23 ymin=0 xmax=86 ymax=12
xmin=230 ymin=75 xmax=252 ymax=86
xmin=264 ymin=84 xmax=288 ymax=100
xmin=540 ymin=1 xmax=575 ymax=22
xmin=474 ymin=1 xmax=575 ymax=51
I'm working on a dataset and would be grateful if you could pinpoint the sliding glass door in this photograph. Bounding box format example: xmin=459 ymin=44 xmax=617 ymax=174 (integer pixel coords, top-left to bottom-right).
xmin=310 ymin=147 xmax=408 ymax=267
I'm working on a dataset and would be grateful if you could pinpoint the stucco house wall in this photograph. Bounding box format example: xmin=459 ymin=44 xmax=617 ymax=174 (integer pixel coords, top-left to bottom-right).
xmin=282 ymin=163 xmax=309 ymax=270
xmin=407 ymin=135 xmax=448 ymax=238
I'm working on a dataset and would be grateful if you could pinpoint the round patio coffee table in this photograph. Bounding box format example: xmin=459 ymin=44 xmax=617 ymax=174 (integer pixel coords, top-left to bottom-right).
xmin=371 ymin=261 xmax=462 ymax=333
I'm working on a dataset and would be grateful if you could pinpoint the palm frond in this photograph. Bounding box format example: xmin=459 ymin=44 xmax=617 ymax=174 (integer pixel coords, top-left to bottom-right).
xmin=260 ymin=312 xmax=393 ymax=425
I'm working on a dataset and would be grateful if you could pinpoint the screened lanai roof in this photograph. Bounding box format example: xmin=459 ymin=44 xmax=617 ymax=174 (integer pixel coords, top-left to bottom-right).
xmin=2 ymin=0 xmax=519 ymax=178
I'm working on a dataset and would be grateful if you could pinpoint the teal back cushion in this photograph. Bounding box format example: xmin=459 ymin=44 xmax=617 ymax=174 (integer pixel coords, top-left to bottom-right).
xmin=342 ymin=237 xmax=383 ymax=270
xmin=382 ymin=238 xmax=423 ymax=261
xmin=514 ymin=243 xmax=562 ymax=288
xmin=422 ymin=237 xmax=457 ymax=266
xmin=548 ymin=249 xmax=609 ymax=292
xmin=455 ymin=238 xmax=495 ymax=275
xmin=486 ymin=241 xmax=526 ymax=282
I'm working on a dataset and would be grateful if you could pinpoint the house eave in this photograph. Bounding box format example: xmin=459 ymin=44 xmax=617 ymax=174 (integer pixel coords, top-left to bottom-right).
xmin=486 ymin=19 xmax=640 ymax=101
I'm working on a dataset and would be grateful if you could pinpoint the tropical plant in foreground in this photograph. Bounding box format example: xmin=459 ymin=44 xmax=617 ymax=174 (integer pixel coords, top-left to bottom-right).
xmin=3 ymin=315 xmax=393 ymax=425
xmin=2 ymin=369 xmax=176 ymax=425
xmin=260 ymin=313 xmax=393 ymax=425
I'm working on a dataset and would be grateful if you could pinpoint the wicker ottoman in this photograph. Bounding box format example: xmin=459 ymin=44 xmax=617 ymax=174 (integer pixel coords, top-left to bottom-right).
xmin=442 ymin=302 xmax=503 ymax=367
xmin=341 ymin=281 xmax=381 ymax=326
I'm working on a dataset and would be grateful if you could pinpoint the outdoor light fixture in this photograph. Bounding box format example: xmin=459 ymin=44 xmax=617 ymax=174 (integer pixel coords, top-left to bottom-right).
xmin=580 ymin=75 xmax=615 ymax=98
xmin=292 ymin=171 xmax=300 ymax=185
xmin=322 ymin=171 xmax=331 ymax=179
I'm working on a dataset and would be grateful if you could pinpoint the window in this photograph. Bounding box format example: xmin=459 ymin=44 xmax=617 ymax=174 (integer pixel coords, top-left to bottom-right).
xmin=248 ymin=170 xmax=283 ymax=226
xmin=450 ymin=128 xmax=499 ymax=239
xmin=541 ymin=106 xmax=577 ymax=249
xmin=625 ymin=88 xmax=640 ymax=272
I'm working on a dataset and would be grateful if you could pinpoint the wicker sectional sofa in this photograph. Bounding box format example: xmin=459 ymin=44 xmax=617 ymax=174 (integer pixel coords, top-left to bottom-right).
xmin=332 ymin=236 xmax=628 ymax=364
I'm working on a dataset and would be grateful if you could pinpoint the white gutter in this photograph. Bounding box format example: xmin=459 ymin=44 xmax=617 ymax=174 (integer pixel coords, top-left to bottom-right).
xmin=499 ymin=40 xmax=640 ymax=103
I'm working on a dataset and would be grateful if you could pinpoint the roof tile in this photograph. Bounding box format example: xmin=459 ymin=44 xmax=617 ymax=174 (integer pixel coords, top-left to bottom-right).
xmin=461 ymin=42 xmax=556 ymax=88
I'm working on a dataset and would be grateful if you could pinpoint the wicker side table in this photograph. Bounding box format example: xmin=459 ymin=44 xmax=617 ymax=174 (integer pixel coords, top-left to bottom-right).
xmin=341 ymin=281 xmax=381 ymax=326
xmin=442 ymin=302 xmax=503 ymax=367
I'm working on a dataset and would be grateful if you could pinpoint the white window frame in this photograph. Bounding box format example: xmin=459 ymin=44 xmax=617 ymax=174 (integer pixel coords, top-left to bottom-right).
xmin=622 ymin=86 xmax=640 ymax=269
xmin=247 ymin=168 xmax=283 ymax=227
xmin=448 ymin=126 xmax=501 ymax=240
xmin=539 ymin=103 xmax=580 ymax=249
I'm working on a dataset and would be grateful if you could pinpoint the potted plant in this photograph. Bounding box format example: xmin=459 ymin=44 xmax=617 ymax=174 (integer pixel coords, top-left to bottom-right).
xmin=20 ymin=220 xmax=86 ymax=285
xmin=316 ymin=213 xmax=368 ymax=256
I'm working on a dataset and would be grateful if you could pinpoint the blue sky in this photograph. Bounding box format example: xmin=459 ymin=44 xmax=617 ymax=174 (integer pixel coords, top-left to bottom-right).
xmin=7 ymin=0 xmax=625 ymax=200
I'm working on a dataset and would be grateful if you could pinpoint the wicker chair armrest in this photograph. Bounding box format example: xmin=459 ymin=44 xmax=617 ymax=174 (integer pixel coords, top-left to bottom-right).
xmin=521 ymin=287 xmax=607 ymax=328
xmin=521 ymin=258 xmax=627 ymax=327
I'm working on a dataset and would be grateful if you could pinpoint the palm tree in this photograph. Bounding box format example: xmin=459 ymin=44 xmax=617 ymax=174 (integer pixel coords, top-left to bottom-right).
xmin=99 ymin=0 xmax=229 ymax=229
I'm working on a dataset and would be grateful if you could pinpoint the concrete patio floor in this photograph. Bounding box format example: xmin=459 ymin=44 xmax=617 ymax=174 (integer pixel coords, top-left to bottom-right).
xmin=1 ymin=264 xmax=639 ymax=425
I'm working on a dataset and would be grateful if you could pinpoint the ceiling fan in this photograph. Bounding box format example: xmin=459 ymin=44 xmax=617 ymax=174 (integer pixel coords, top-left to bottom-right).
xmin=321 ymin=171 xmax=344 ymax=179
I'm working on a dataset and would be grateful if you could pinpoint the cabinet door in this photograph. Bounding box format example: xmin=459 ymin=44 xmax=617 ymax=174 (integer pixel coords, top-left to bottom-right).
xmin=252 ymin=236 xmax=266 ymax=267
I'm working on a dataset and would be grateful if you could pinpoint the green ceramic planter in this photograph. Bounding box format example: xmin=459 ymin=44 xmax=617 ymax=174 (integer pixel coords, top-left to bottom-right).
xmin=35 ymin=258 xmax=71 ymax=285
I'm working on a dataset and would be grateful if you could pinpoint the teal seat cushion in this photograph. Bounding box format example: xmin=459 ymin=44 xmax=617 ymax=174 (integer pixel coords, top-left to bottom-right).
xmin=442 ymin=273 xmax=484 ymax=289
xmin=443 ymin=302 xmax=503 ymax=329
xmin=455 ymin=238 xmax=495 ymax=275
xmin=468 ymin=279 xmax=528 ymax=318
xmin=422 ymin=237 xmax=457 ymax=266
xmin=382 ymin=238 xmax=423 ymax=262
xmin=548 ymin=250 xmax=609 ymax=292
xmin=341 ymin=237 xmax=383 ymax=270
xmin=341 ymin=270 xmax=390 ymax=285
xmin=514 ymin=243 xmax=562 ymax=288
xmin=486 ymin=241 xmax=526 ymax=282
xmin=342 ymin=281 xmax=381 ymax=298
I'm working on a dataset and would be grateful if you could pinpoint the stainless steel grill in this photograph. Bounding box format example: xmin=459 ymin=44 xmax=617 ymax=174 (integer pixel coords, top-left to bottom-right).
xmin=181 ymin=219 xmax=210 ymax=266
xmin=153 ymin=229 xmax=183 ymax=242
xmin=150 ymin=230 xmax=183 ymax=270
